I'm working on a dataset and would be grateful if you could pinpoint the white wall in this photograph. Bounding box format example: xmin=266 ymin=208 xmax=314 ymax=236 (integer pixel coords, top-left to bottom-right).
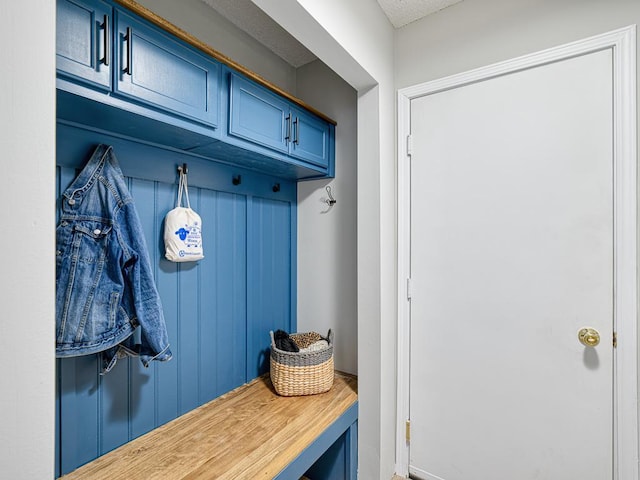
xmin=0 ymin=1 xmax=56 ymax=479
xmin=396 ymin=0 xmax=640 ymax=89
xmin=295 ymin=60 xmax=358 ymax=375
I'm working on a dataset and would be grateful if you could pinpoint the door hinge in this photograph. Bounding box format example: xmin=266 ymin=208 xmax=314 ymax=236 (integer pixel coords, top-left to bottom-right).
xmin=407 ymin=134 xmax=413 ymax=156
xmin=406 ymin=278 xmax=413 ymax=300
xmin=406 ymin=420 xmax=411 ymax=442
xmin=613 ymin=331 xmax=617 ymax=348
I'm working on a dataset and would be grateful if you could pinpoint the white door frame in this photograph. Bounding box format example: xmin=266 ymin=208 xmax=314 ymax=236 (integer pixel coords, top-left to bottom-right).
xmin=396 ymin=25 xmax=637 ymax=479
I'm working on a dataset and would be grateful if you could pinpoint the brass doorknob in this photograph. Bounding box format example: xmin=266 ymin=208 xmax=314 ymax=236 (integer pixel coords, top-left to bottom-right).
xmin=578 ymin=328 xmax=600 ymax=347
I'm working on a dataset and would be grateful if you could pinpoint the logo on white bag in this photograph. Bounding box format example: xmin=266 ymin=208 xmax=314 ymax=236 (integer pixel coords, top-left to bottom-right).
xmin=174 ymin=221 xmax=202 ymax=248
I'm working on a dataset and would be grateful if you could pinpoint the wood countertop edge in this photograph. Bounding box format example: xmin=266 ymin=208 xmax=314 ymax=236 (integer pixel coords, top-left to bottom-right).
xmin=59 ymin=372 xmax=357 ymax=479
xmin=113 ymin=0 xmax=338 ymax=126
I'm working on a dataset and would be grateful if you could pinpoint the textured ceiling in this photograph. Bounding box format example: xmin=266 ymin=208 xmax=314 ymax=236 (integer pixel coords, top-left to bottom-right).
xmin=377 ymin=0 xmax=464 ymax=28
xmin=200 ymin=0 xmax=316 ymax=68
xmin=200 ymin=0 xmax=464 ymax=68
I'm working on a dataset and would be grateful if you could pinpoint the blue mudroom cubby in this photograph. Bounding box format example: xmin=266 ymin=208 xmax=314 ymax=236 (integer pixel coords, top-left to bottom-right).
xmin=55 ymin=123 xmax=297 ymax=476
xmin=54 ymin=0 xmax=345 ymax=477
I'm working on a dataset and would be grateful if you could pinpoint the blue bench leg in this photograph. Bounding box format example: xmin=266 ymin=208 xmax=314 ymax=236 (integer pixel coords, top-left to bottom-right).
xmin=346 ymin=420 xmax=358 ymax=479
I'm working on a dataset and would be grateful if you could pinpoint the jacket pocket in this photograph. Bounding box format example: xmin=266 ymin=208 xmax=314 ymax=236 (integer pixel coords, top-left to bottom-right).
xmin=72 ymin=223 xmax=113 ymax=263
xmin=59 ymin=222 xmax=116 ymax=344
xmin=109 ymin=291 xmax=120 ymax=330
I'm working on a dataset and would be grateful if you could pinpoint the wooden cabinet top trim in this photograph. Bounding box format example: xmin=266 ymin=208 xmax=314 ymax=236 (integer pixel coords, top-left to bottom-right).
xmin=114 ymin=0 xmax=337 ymax=126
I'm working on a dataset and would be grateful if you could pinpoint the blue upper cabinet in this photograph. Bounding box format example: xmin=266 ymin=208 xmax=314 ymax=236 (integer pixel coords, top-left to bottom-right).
xmin=55 ymin=0 xmax=335 ymax=180
xmin=229 ymin=73 xmax=334 ymax=175
xmin=290 ymin=107 xmax=332 ymax=169
xmin=56 ymin=0 xmax=112 ymax=90
xmin=114 ymin=10 xmax=220 ymax=128
xmin=229 ymin=74 xmax=290 ymax=154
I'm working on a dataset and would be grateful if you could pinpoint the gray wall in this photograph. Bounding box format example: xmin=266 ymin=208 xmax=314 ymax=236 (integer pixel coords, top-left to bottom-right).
xmin=296 ymin=60 xmax=358 ymax=375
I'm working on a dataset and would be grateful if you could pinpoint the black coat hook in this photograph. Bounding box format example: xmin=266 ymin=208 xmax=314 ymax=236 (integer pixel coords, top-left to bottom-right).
xmin=232 ymin=175 xmax=242 ymax=185
xmin=325 ymin=186 xmax=336 ymax=206
xmin=177 ymin=163 xmax=188 ymax=175
xmin=272 ymin=183 xmax=280 ymax=193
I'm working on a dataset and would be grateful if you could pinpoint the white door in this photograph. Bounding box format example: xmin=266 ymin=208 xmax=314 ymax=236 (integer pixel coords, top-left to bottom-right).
xmin=409 ymin=49 xmax=614 ymax=480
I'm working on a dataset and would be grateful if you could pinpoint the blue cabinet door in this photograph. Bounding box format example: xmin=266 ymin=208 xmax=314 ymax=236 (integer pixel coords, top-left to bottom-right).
xmin=229 ymin=73 xmax=290 ymax=154
xmin=56 ymin=0 xmax=111 ymax=90
xmin=228 ymin=73 xmax=333 ymax=174
xmin=114 ymin=10 xmax=220 ymax=128
xmin=290 ymin=107 xmax=331 ymax=168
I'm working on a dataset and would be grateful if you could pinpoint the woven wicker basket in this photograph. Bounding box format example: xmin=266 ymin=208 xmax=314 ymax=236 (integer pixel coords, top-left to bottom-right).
xmin=269 ymin=329 xmax=334 ymax=396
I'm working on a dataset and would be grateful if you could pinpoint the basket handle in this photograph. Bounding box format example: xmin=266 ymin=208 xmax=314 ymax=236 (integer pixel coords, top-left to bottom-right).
xmin=327 ymin=329 xmax=333 ymax=345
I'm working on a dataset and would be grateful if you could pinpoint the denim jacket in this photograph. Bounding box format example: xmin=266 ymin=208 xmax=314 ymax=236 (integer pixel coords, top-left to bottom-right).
xmin=56 ymin=144 xmax=172 ymax=373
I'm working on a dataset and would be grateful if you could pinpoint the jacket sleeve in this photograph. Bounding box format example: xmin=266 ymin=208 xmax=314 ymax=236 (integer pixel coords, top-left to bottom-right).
xmin=118 ymin=200 xmax=172 ymax=367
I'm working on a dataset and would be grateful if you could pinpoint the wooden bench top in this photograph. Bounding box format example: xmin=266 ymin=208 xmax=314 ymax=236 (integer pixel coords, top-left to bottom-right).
xmin=60 ymin=372 xmax=358 ymax=480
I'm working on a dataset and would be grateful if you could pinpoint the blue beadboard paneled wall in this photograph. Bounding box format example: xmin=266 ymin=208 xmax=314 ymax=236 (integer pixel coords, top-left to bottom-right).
xmin=55 ymin=122 xmax=296 ymax=477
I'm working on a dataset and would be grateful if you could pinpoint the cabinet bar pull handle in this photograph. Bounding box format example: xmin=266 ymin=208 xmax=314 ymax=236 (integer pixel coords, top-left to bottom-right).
xmin=124 ymin=27 xmax=133 ymax=75
xmin=285 ymin=114 xmax=291 ymax=143
xmin=101 ymin=15 xmax=109 ymax=66
xmin=293 ymin=117 xmax=299 ymax=145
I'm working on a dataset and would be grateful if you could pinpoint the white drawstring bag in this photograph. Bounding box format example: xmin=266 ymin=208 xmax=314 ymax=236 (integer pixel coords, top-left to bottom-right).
xmin=164 ymin=168 xmax=204 ymax=262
